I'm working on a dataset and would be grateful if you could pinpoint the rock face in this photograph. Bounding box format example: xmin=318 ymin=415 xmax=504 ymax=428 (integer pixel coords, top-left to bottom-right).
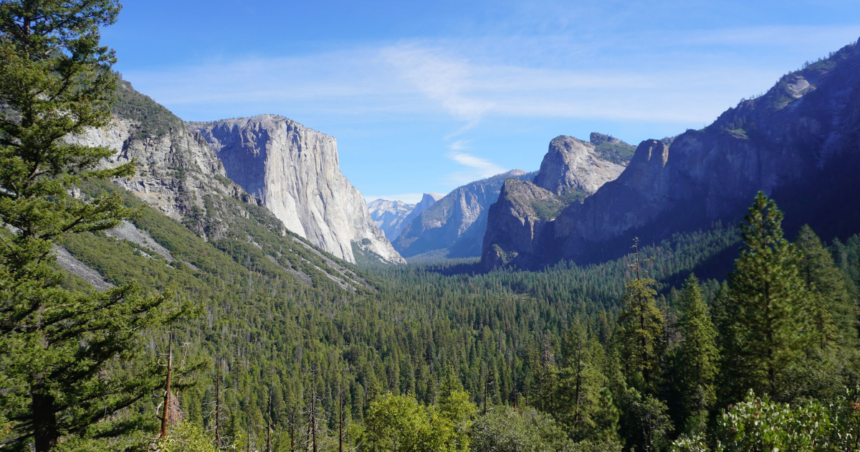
xmin=481 ymin=180 xmax=561 ymax=268
xmin=67 ymin=82 xmax=257 ymax=241
xmin=483 ymin=39 xmax=860 ymax=269
xmin=482 ymin=135 xmax=625 ymax=269
xmin=189 ymin=115 xmax=404 ymax=264
xmin=533 ymin=136 xmax=625 ymax=194
xmin=368 ymin=193 xmax=442 ymax=240
xmin=394 ymin=170 xmax=533 ymax=259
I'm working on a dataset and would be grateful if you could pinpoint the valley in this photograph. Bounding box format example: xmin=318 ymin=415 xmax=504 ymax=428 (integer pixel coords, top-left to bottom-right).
xmin=2 ymin=3 xmax=860 ymax=451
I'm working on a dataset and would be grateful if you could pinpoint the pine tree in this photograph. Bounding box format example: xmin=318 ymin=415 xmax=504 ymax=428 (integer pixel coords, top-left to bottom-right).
xmin=722 ymin=192 xmax=806 ymax=401
xmin=0 ymin=2 xmax=192 ymax=450
xmin=556 ymin=320 xmax=603 ymax=441
xmin=795 ymin=224 xmax=856 ymax=347
xmin=675 ymin=274 xmax=718 ymax=433
xmin=617 ymin=241 xmax=665 ymax=395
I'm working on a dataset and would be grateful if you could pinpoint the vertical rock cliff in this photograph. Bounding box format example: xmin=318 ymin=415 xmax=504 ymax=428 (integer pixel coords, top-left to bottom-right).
xmin=482 ymin=135 xmax=625 ymax=269
xmin=189 ymin=115 xmax=404 ymax=264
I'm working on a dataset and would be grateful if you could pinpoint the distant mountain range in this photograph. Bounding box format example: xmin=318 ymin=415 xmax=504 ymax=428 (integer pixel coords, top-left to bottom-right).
xmin=368 ymin=193 xmax=443 ymax=241
xmin=391 ymin=170 xmax=534 ymax=260
xmin=389 ymin=134 xmax=637 ymax=261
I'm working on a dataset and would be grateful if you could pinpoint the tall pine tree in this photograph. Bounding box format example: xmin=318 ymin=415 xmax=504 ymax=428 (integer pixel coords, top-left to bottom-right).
xmin=0 ymin=2 xmax=191 ymax=450
xmin=721 ymin=192 xmax=806 ymax=402
xmin=795 ymin=224 xmax=857 ymax=347
xmin=675 ymin=274 xmax=718 ymax=434
xmin=617 ymin=242 xmax=665 ymax=395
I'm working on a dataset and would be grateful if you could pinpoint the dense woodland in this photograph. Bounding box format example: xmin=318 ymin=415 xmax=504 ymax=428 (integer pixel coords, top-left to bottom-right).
xmin=3 ymin=1 xmax=860 ymax=451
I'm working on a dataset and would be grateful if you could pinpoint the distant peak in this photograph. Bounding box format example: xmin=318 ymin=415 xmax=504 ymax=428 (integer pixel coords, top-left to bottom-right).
xmin=423 ymin=193 xmax=444 ymax=202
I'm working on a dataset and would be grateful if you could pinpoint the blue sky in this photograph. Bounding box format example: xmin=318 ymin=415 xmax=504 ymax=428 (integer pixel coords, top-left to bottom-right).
xmin=103 ymin=0 xmax=860 ymax=203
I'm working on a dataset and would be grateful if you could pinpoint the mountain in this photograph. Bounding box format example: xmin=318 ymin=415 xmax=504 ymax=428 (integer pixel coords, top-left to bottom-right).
xmin=482 ymin=39 xmax=860 ymax=270
xmin=62 ymin=80 xmax=379 ymax=290
xmin=188 ymin=116 xmax=404 ymax=265
xmin=368 ymin=193 xmax=442 ymax=240
xmin=393 ymin=170 xmax=534 ymax=260
xmin=368 ymin=199 xmax=414 ymax=239
xmin=482 ymin=135 xmax=626 ymax=268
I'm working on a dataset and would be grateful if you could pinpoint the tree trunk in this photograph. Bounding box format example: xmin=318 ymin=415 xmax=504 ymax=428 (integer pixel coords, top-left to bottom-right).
xmin=161 ymin=336 xmax=174 ymax=439
xmin=32 ymin=383 xmax=59 ymax=452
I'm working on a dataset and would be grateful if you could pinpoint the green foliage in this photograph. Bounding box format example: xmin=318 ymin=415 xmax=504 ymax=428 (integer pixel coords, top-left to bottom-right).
xmin=720 ymin=192 xmax=807 ymax=402
xmin=617 ymin=274 xmax=665 ymax=394
xmin=0 ymin=2 xmax=196 ymax=450
xmin=470 ymin=407 xmax=580 ymax=452
xmin=530 ymin=189 xmax=588 ymax=220
xmin=156 ymin=422 xmax=219 ymax=452
xmin=796 ymin=225 xmax=857 ymax=348
xmin=359 ymin=392 xmax=475 ymax=452
xmin=679 ymin=389 xmax=860 ymax=451
xmin=593 ymin=141 xmax=636 ymax=165
xmin=112 ymin=79 xmax=183 ymax=140
xmin=674 ymin=274 xmax=719 ymax=434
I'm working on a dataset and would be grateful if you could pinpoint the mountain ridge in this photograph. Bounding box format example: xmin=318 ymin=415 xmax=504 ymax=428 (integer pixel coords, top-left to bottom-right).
xmin=482 ymin=39 xmax=860 ymax=269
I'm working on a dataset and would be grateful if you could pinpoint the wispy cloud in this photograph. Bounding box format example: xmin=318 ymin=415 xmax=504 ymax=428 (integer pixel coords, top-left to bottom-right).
xmin=447 ymin=151 xmax=507 ymax=185
xmin=448 ymin=140 xmax=470 ymax=150
xmin=123 ymin=24 xmax=860 ymax=128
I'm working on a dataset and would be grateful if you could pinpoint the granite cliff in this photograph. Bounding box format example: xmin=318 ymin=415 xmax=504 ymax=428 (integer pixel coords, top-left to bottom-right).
xmin=482 ymin=135 xmax=625 ymax=268
xmin=394 ymin=170 xmax=533 ymax=260
xmin=63 ymin=81 xmax=376 ymax=290
xmin=189 ymin=115 xmax=405 ymax=265
xmin=483 ymin=39 xmax=860 ymax=269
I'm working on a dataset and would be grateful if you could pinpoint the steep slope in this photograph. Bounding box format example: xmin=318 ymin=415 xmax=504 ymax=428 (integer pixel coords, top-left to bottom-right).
xmin=189 ymin=116 xmax=404 ymax=265
xmin=482 ymin=135 xmax=625 ymax=269
xmin=64 ymin=81 xmax=373 ymax=289
xmin=368 ymin=193 xmax=442 ymax=240
xmin=483 ymin=39 xmax=860 ymax=269
xmin=393 ymin=170 xmax=533 ymax=259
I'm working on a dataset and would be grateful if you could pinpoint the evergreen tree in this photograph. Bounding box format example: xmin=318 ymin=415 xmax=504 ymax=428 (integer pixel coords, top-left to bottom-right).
xmin=593 ymin=387 xmax=621 ymax=444
xmin=0 ymin=2 xmax=191 ymax=450
xmin=617 ymin=255 xmax=665 ymax=395
xmin=556 ymin=320 xmax=602 ymax=441
xmin=721 ymin=192 xmax=806 ymax=402
xmin=531 ymin=335 xmax=558 ymax=414
xmin=674 ymin=274 xmax=718 ymax=434
xmin=795 ymin=224 xmax=857 ymax=347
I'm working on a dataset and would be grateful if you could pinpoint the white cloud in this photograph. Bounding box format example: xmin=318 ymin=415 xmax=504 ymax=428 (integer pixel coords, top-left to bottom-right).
xmin=447 ymin=151 xmax=507 ymax=185
xmin=122 ymin=25 xmax=860 ymax=128
xmin=448 ymin=140 xmax=470 ymax=150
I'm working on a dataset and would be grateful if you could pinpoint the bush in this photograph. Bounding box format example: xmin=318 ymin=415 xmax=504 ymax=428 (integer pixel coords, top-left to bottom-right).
xmin=670 ymin=388 xmax=860 ymax=451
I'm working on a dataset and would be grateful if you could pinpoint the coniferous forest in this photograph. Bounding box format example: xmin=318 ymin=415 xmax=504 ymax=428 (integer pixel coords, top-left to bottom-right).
xmin=3 ymin=1 xmax=860 ymax=452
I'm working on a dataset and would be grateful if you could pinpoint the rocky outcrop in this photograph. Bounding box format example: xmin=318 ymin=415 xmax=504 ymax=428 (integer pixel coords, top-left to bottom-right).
xmin=481 ymin=180 xmax=560 ymax=268
xmin=67 ymin=82 xmax=255 ymax=242
xmin=483 ymin=39 xmax=860 ymax=269
xmin=189 ymin=115 xmax=404 ymax=264
xmin=482 ymin=135 xmax=625 ymax=269
xmin=368 ymin=193 xmax=442 ymax=241
xmin=394 ymin=170 xmax=533 ymax=259
xmin=533 ymin=136 xmax=625 ymax=194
